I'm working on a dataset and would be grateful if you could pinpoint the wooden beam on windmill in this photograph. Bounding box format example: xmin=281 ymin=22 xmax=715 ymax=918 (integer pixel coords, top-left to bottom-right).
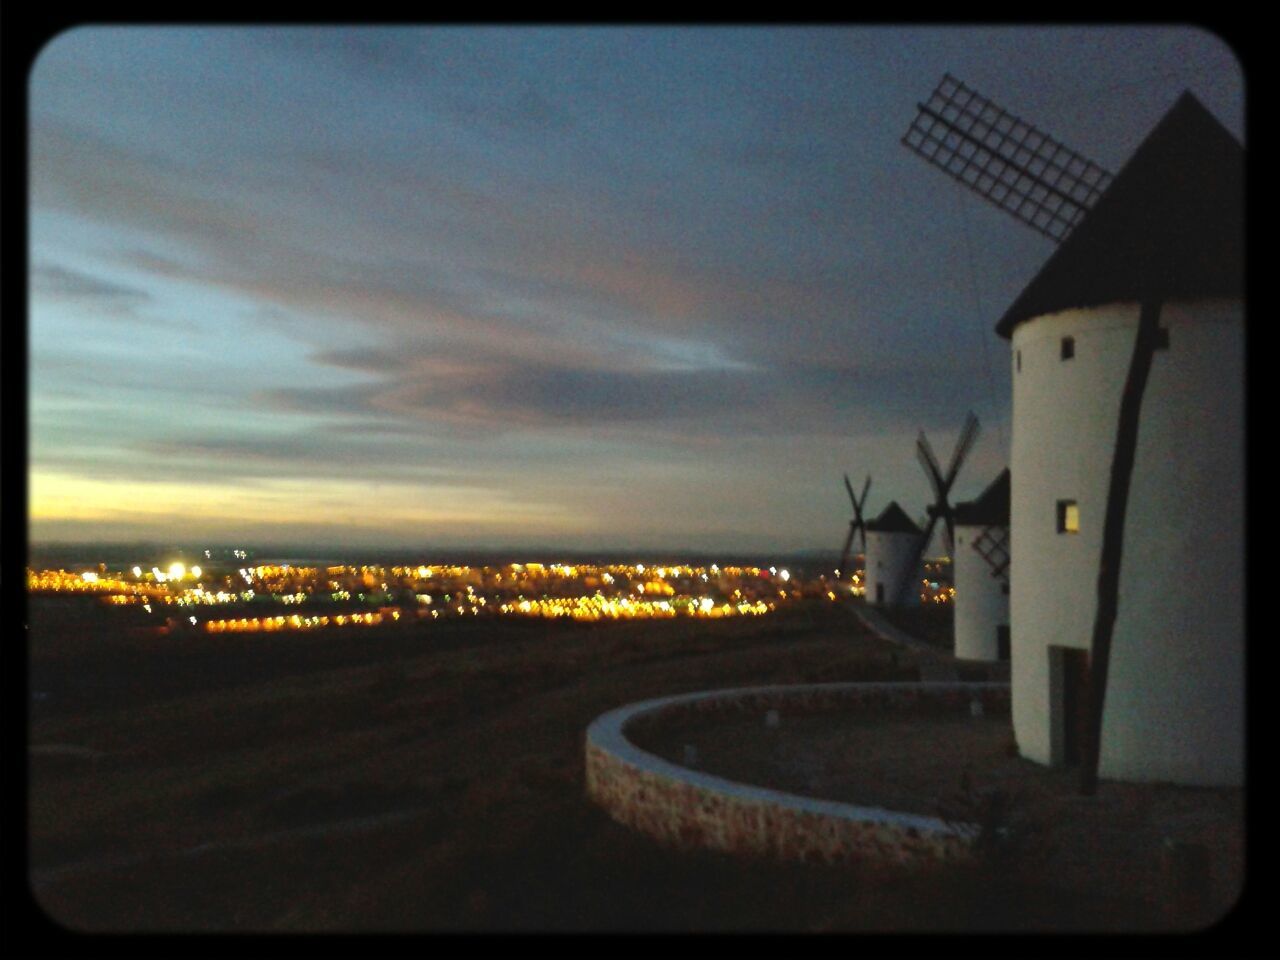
xmin=839 ymin=473 xmax=871 ymax=582
xmin=902 ymin=412 xmax=980 ymax=604
xmin=902 ymin=74 xmax=1114 ymax=243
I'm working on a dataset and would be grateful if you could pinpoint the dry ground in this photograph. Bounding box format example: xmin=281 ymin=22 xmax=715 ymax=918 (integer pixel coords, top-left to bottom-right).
xmin=25 ymin=601 xmax=1247 ymax=933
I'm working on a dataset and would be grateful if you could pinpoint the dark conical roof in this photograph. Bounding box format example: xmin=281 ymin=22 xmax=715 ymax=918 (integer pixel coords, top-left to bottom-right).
xmin=953 ymin=468 xmax=1010 ymax=527
xmin=865 ymin=500 xmax=922 ymax=535
xmin=995 ymin=92 xmax=1243 ymax=339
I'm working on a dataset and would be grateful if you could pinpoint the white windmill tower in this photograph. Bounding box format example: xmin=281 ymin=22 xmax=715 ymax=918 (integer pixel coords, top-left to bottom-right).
xmin=951 ymin=468 xmax=1010 ymax=663
xmin=862 ymin=501 xmax=921 ymax=607
xmin=904 ymin=79 xmax=1243 ymax=789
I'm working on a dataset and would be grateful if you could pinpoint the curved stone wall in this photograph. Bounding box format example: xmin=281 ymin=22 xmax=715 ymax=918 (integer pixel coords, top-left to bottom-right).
xmin=586 ymin=682 xmax=1010 ymax=867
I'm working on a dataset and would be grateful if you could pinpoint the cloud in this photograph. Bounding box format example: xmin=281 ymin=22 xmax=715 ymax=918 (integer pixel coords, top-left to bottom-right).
xmin=259 ymin=340 xmax=997 ymax=442
xmin=30 ymin=88 xmax=1014 ymax=506
xmin=31 ymin=263 xmax=152 ymax=302
xmin=31 ymin=106 xmax=990 ymax=404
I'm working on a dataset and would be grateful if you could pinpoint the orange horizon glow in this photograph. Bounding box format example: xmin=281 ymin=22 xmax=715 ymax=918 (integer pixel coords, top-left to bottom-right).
xmin=28 ymin=468 xmax=592 ymax=543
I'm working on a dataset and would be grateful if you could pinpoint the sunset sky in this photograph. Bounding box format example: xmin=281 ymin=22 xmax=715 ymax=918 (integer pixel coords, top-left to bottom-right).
xmin=28 ymin=25 xmax=1243 ymax=554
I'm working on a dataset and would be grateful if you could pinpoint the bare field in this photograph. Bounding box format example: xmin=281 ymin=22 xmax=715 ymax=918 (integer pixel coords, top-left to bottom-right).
xmin=26 ymin=602 xmax=1244 ymax=932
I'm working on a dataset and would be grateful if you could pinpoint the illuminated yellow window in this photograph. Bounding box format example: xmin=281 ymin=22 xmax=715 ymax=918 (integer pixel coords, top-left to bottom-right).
xmin=1056 ymin=499 xmax=1080 ymax=534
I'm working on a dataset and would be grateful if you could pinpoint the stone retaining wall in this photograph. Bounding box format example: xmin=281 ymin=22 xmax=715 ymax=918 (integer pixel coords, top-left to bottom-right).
xmin=585 ymin=682 xmax=1010 ymax=867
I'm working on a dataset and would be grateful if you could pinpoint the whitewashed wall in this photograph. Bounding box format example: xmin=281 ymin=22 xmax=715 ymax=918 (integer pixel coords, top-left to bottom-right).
xmin=1008 ymin=298 xmax=1243 ymax=786
xmin=953 ymin=524 xmax=1009 ymax=661
xmin=864 ymin=529 xmax=921 ymax=607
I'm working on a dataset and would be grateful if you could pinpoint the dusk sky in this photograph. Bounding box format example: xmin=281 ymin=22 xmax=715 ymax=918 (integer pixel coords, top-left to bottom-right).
xmin=28 ymin=26 xmax=1243 ymax=554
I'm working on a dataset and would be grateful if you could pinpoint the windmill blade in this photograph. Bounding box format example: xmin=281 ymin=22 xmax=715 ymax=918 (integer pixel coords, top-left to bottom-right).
xmin=941 ymin=508 xmax=957 ymax=557
xmin=925 ymin=501 xmax=957 ymax=557
xmin=917 ymin=445 xmax=943 ymax=505
xmin=901 ymin=74 xmax=1114 ymax=243
xmin=843 ymin=473 xmax=858 ymax=509
xmin=839 ymin=522 xmax=857 ymax=575
xmin=899 ymin=510 xmax=941 ymax=604
xmin=916 ymin=433 xmax=945 ymax=500
xmin=854 ymin=475 xmax=871 ymax=551
xmin=944 ymin=413 xmax=981 ymax=487
xmin=850 ymin=478 xmax=869 ymax=526
xmin=917 ymin=435 xmax=949 ymax=556
xmin=850 ymin=507 xmax=867 ymax=549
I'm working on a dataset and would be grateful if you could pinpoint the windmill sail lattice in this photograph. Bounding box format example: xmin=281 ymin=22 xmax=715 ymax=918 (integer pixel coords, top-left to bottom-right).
xmin=971 ymin=525 xmax=1010 ymax=583
xmin=902 ymin=74 xmax=1115 ymax=243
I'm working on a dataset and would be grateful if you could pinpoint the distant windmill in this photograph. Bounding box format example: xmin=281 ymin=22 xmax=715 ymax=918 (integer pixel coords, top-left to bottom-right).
xmin=915 ymin=411 xmax=980 ymax=562
xmin=903 ymin=77 xmax=1244 ymax=792
xmin=862 ymin=501 xmax=921 ymax=607
xmin=896 ymin=412 xmax=983 ymax=601
xmin=952 ymin=468 xmax=1011 ymax=663
xmin=838 ymin=473 xmax=871 ymax=580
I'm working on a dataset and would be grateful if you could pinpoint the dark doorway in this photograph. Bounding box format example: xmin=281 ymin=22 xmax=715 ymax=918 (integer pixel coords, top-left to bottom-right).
xmin=997 ymin=625 xmax=1010 ymax=661
xmin=875 ymin=583 xmax=884 ymax=604
xmin=1061 ymin=647 xmax=1091 ymax=767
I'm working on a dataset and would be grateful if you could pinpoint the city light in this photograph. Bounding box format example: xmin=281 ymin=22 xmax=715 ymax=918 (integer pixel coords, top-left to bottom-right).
xmin=27 ymin=556 xmax=915 ymax=636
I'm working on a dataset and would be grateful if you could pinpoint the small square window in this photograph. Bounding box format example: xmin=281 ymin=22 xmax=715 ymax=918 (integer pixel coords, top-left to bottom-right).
xmin=1001 ymin=583 xmax=1010 ymax=596
xmin=1056 ymin=499 xmax=1079 ymax=534
xmin=1060 ymin=336 xmax=1075 ymax=360
xmin=1016 ymin=349 xmax=1022 ymax=372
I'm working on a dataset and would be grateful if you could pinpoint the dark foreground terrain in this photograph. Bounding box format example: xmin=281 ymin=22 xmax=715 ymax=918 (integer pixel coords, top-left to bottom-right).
xmin=26 ymin=601 xmax=1244 ymax=932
